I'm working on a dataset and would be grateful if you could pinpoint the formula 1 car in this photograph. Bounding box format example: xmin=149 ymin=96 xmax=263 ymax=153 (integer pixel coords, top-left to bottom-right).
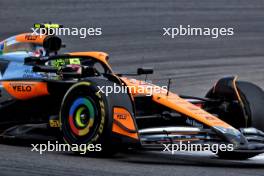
xmin=0 ymin=24 xmax=264 ymax=159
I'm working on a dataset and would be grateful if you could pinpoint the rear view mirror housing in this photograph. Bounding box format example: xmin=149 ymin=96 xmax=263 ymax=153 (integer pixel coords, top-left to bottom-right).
xmin=137 ymin=67 xmax=154 ymax=75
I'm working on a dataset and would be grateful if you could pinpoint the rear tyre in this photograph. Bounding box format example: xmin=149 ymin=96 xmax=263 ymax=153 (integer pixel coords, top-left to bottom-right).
xmin=206 ymin=77 xmax=264 ymax=131
xmin=236 ymin=81 xmax=264 ymax=131
xmin=207 ymin=77 xmax=264 ymax=160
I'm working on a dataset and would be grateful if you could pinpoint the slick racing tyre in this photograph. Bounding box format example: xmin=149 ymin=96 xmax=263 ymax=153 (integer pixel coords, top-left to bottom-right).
xmin=207 ymin=77 xmax=264 ymax=160
xmin=60 ymin=82 xmax=114 ymax=156
xmin=206 ymin=77 xmax=264 ymax=131
xmin=235 ymin=81 xmax=264 ymax=131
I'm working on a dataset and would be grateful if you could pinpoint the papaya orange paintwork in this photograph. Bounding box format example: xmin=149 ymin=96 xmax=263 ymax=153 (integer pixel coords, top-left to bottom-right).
xmin=2 ymin=81 xmax=49 ymax=100
xmin=112 ymin=107 xmax=139 ymax=139
xmin=121 ymin=77 xmax=233 ymax=129
xmin=15 ymin=33 xmax=47 ymax=45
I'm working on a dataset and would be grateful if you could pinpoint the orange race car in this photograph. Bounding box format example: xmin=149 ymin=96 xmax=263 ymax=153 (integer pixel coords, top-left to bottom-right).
xmin=0 ymin=24 xmax=264 ymax=159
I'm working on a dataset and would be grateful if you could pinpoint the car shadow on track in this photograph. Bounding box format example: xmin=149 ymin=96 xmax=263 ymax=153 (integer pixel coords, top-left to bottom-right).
xmin=2 ymin=139 xmax=264 ymax=168
xmin=61 ymin=148 xmax=264 ymax=168
xmin=115 ymin=150 xmax=264 ymax=168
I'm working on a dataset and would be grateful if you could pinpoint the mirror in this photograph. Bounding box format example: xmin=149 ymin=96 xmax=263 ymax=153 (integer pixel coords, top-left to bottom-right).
xmin=137 ymin=67 xmax=154 ymax=75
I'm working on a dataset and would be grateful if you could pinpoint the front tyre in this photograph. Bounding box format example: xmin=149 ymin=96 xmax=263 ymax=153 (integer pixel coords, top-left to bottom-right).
xmin=60 ymin=82 xmax=113 ymax=156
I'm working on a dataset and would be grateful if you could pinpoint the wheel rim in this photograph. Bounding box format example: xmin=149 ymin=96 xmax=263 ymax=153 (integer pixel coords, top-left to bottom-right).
xmin=68 ymin=97 xmax=95 ymax=136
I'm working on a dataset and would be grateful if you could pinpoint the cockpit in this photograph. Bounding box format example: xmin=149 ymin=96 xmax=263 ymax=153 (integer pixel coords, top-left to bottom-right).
xmin=1 ymin=42 xmax=46 ymax=57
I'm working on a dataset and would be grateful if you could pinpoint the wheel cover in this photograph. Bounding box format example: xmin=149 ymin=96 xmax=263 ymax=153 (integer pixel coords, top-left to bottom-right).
xmin=69 ymin=97 xmax=95 ymax=136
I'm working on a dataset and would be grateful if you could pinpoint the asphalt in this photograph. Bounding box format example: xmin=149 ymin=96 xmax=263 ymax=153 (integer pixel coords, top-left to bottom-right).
xmin=0 ymin=0 xmax=264 ymax=175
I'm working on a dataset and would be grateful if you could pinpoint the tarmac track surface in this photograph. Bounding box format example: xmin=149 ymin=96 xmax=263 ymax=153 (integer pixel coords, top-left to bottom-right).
xmin=0 ymin=0 xmax=264 ymax=175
